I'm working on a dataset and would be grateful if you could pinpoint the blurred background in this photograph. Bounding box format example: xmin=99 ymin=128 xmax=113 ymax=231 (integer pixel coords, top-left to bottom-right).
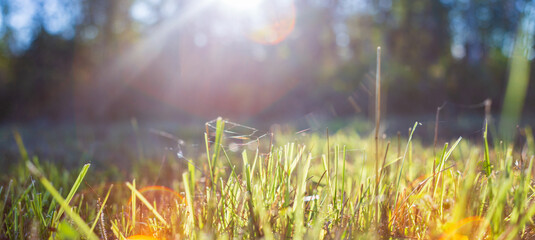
xmin=0 ymin=0 xmax=534 ymax=165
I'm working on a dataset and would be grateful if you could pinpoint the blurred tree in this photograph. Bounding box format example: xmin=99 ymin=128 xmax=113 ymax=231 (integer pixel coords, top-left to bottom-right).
xmin=0 ymin=0 xmax=532 ymax=123
xmin=6 ymin=29 xmax=75 ymax=120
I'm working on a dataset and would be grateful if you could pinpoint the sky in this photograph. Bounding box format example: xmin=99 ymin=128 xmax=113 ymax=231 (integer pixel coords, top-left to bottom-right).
xmin=3 ymin=0 xmax=80 ymax=53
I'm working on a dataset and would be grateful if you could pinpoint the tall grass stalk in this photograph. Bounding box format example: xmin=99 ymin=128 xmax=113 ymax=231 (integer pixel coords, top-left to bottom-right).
xmin=375 ymin=46 xmax=382 ymax=224
xmin=206 ymin=117 xmax=225 ymax=188
xmin=392 ymin=122 xmax=419 ymax=226
xmin=90 ymin=184 xmax=113 ymax=233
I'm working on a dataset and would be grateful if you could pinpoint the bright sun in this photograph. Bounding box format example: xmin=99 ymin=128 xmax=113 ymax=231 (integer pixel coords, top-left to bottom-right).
xmin=214 ymin=0 xmax=296 ymax=45
xmin=218 ymin=0 xmax=264 ymax=12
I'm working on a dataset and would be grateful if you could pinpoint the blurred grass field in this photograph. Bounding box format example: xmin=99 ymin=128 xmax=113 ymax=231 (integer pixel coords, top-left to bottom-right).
xmin=1 ymin=117 xmax=534 ymax=239
xmin=1 ymin=0 xmax=535 ymax=239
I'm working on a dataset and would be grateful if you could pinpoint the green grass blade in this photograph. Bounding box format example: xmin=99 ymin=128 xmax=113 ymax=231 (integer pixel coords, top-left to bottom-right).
xmin=13 ymin=130 xmax=29 ymax=161
xmin=90 ymin=184 xmax=113 ymax=233
xmin=130 ymin=179 xmax=136 ymax=234
xmin=182 ymin=172 xmax=197 ymax=234
xmin=111 ymin=220 xmax=127 ymax=240
xmin=483 ymin=121 xmax=492 ymax=176
xmin=53 ymin=163 xmax=91 ymax=224
xmin=207 ymin=117 xmax=225 ymax=188
xmin=27 ymin=161 xmax=98 ymax=240
xmin=293 ymin=153 xmax=312 ymax=240
xmin=393 ymin=122 xmax=419 ymax=223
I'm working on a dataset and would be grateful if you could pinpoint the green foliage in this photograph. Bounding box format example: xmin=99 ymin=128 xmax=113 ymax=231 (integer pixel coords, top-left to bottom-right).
xmin=27 ymin=162 xmax=98 ymax=240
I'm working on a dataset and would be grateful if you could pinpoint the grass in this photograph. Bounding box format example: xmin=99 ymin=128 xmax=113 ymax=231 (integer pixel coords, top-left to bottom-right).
xmin=1 ymin=118 xmax=534 ymax=240
xmin=3 ymin=43 xmax=534 ymax=238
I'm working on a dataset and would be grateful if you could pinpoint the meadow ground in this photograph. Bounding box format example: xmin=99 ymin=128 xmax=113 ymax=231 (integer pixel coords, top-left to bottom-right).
xmin=1 ymin=117 xmax=534 ymax=239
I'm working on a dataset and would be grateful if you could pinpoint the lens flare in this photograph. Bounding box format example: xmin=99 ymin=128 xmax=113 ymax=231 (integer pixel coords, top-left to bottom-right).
xmin=127 ymin=186 xmax=185 ymax=236
xmin=439 ymin=216 xmax=491 ymax=240
xmin=112 ymin=0 xmax=300 ymax=119
xmin=128 ymin=185 xmax=185 ymax=206
xmin=126 ymin=235 xmax=159 ymax=240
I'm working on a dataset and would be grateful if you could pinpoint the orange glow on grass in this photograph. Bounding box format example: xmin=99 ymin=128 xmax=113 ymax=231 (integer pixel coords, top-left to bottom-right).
xmin=138 ymin=185 xmax=184 ymax=200
xmin=126 ymin=235 xmax=159 ymax=240
xmin=128 ymin=185 xmax=185 ymax=206
xmin=439 ymin=216 xmax=491 ymax=240
xmin=128 ymin=186 xmax=185 ymax=236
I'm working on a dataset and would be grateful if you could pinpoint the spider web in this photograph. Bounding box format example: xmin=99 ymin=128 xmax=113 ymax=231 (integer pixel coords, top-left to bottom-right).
xmin=205 ymin=118 xmax=269 ymax=152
